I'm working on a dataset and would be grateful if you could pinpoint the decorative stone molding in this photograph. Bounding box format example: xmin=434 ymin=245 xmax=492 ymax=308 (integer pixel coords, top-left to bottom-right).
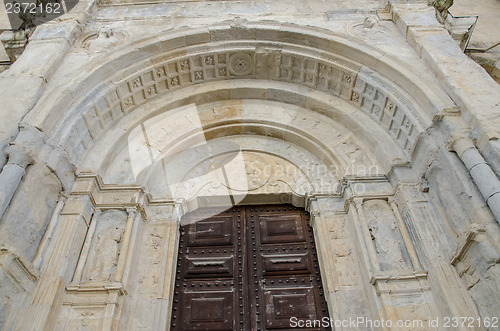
xmin=71 ymin=40 xmax=424 ymax=159
xmin=451 ymin=225 xmax=486 ymax=266
xmin=371 ymin=271 xmax=429 ymax=286
xmin=0 ymin=248 xmax=38 ymax=291
xmin=343 ymin=175 xmax=393 ymax=199
xmin=71 ymin=173 xmax=148 ymax=214
xmin=63 ymin=282 xmax=126 ymax=330
xmin=372 ymin=272 xmax=436 ymax=330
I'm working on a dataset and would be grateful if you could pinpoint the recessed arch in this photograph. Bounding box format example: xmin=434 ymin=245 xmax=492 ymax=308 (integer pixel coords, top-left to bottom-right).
xmin=91 ymin=97 xmax=383 ymax=201
xmin=80 ymin=81 xmax=404 ymax=175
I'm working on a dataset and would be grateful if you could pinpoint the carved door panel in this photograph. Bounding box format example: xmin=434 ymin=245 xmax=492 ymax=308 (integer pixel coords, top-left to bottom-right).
xmin=171 ymin=205 xmax=330 ymax=331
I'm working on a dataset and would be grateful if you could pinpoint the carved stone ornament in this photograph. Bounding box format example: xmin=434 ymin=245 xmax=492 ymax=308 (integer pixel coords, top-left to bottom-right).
xmin=430 ymin=0 xmax=454 ymax=20
xmin=77 ymin=27 xmax=128 ymax=53
xmin=228 ymin=53 xmax=253 ymax=76
xmin=216 ymin=152 xmax=272 ymax=191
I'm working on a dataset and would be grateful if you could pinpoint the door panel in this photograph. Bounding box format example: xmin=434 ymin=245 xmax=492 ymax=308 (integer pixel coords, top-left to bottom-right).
xmin=181 ymin=291 xmax=234 ymax=331
xmin=258 ymin=214 xmax=306 ymax=244
xmin=171 ymin=205 xmax=330 ymax=331
xmin=261 ymin=252 xmax=310 ymax=274
xmin=185 ymin=255 xmax=234 ymax=277
xmin=187 ymin=216 xmax=234 ymax=246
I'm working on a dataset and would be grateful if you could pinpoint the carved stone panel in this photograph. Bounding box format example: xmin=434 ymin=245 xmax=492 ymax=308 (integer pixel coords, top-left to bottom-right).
xmin=363 ymin=199 xmax=411 ymax=272
xmin=79 ymin=46 xmax=422 ymax=161
xmin=82 ymin=210 xmax=127 ymax=282
xmin=66 ymin=307 xmax=105 ymax=331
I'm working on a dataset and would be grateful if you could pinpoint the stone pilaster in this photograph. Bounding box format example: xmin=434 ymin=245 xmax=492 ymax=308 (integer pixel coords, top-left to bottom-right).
xmin=394 ymin=183 xmax=481 ymax=326
xmin=344 ymin=177 xmax=438 ymax=328
xmin=14 ymin=194 xmax=94 ymax=330
xmin=308 ymin=196 xmax=375 ymax=330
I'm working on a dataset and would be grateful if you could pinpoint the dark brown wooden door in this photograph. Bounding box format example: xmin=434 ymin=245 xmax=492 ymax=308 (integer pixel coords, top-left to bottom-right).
xmin=171 ymin=205 xmax=330 ymax=330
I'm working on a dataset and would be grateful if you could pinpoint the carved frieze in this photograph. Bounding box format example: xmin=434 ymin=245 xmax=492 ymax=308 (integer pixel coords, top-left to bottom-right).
xmin=171 ymin=151 xmax=325 ymax=201
xmin=352 ymin=75 xmax=421 ymax=157
xmin=81 ymin=45 xmax=423 ymax=159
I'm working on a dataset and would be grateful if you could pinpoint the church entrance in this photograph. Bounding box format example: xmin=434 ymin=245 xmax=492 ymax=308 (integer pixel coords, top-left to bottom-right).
xmin=170 ymin=205 xmax=330 ymax=330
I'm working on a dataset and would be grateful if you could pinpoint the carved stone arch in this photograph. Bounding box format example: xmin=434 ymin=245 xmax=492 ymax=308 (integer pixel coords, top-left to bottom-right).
xmin=30 ymin=25 xmax=455 ymax=330
xmin=24 ymin=24 xmax=453 ymax=172
xmin=87 ymin=98 xmax=384 ymax=203
xmin=1 ymin=0 xmax=499 ymax=326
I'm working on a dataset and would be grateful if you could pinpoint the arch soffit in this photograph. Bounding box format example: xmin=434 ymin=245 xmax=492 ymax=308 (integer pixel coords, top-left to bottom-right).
xmin=92 ymin=98 xmax=384 ymax=192
xmin=24 ymin=23 xmax=453 ymax=179
xmin=82 ymin=85 xmax=401 ymax=179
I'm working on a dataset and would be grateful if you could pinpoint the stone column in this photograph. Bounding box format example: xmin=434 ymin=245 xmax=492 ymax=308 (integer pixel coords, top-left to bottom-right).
xmin=0 ymin=144 xmax=33 ymax=221
xmin=32 ymin=195 xmax=67 ymax=269
xmin=113 ymin=208 xmax=137 ymax=283
xmin=71 ymin=208 xmax=99 ymax=283
xmin=159 ymin=221 xmax=180 ymax=331
xmin=351 ymin=198 xmax=380 ymax=277
xmin=309 ymin=197 xmax=375 ymax=331
xmin=450 ymin=137 xmax=500 ymax=223
xmin=388 ymin=197 xmax=423 ymax=270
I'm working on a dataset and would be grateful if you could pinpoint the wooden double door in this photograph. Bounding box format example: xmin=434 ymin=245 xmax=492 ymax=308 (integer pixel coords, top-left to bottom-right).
xmin=171 ymin=205 xmax=330 ymax=330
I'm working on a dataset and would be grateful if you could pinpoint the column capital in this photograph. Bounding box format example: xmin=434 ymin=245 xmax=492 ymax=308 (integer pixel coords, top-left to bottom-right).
xmin=126 ymin=207 xmax=137 ymax=217
xmin=7 ymin=144 xmax=33 ymax=168
xmin=352 ymin=197 xmax=364 ymax=208
xmin=446 ymin=134 xmax=476 ymax=156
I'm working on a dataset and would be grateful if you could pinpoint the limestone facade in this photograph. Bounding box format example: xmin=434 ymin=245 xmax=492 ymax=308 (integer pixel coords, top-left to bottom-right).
xmin=0 ymin=0 xmax=499 ymax=330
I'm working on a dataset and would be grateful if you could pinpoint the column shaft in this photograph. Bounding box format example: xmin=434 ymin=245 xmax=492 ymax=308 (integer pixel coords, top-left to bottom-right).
xmin=453 ymin=138 xmax=500 ymax=223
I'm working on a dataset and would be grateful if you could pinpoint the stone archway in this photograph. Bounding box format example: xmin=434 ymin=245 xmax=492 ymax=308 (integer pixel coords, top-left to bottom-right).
xmin=4 ymin=22 xmax=490 ymax=331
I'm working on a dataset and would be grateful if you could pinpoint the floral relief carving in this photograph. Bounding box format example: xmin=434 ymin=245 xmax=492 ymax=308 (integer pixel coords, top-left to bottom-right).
xmin=228 ymin=53 xmax=253 ymax=76
xmin=78 ymin=27 xmax=128 ymax=53
xmin=167 ymin=151 xmax=317 ymax=201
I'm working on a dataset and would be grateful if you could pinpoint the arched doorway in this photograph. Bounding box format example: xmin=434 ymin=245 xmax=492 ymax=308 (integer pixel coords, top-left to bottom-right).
xmin=171 ymin=205 xmax=330 ymax=330
xmin=4 ymin=23 xmax=488 ymax=331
